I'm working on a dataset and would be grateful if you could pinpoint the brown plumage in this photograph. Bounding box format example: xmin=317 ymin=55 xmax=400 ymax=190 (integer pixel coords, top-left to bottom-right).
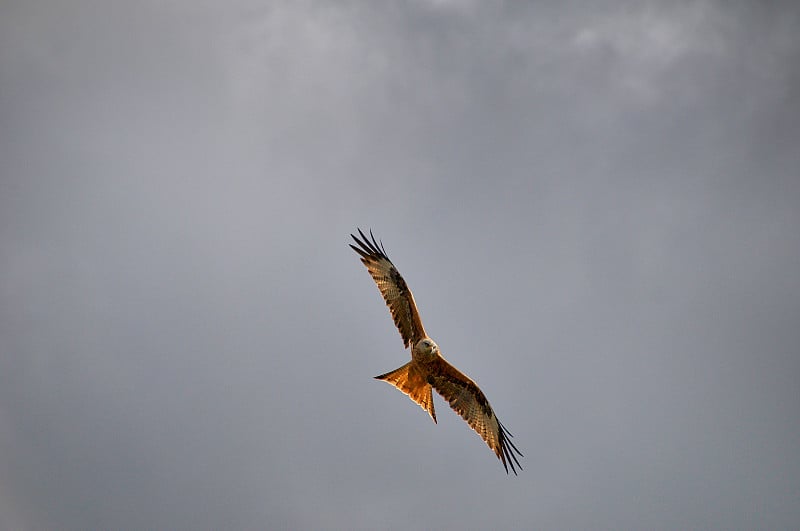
xmin=350 ymin=229 xmax=523 ymax=474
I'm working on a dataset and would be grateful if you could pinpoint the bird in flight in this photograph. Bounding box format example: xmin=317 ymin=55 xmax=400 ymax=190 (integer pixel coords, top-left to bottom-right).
xmin=350 ymin=229 xmax=523 ymax=474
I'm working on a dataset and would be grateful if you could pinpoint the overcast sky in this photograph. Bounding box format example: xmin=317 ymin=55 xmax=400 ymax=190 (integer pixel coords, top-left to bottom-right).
xmin=1 ymin=1 xmax=799 ymax=529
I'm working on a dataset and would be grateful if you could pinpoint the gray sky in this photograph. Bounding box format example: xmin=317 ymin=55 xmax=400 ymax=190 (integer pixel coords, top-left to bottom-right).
xmin=2 ymin=1 xmax=799 ymax=529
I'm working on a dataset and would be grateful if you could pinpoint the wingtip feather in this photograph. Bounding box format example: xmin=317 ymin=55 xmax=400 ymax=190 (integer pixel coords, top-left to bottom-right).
xmin=497 ymin=421 xmax=523 ymax=475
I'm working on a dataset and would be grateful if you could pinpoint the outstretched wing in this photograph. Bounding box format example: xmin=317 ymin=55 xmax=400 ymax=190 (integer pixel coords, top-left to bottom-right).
xmin=428 ymin=357 xmax=523 ymax=475
xmin=350 ymin=229 xmax=427 ymax=348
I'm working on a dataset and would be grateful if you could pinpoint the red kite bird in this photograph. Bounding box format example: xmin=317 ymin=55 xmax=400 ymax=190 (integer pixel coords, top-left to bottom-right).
xmin=350 ymin=229 xmax=523 ymax=474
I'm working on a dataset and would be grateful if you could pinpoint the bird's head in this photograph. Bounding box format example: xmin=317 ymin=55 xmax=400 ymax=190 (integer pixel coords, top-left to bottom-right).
xmin=414 ymin=338 xmax=439 ymax=361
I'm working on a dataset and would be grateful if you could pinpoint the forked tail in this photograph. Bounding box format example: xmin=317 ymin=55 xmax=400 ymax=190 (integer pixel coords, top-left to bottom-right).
xmin=375 ymin=361 xmax=437 ymax=423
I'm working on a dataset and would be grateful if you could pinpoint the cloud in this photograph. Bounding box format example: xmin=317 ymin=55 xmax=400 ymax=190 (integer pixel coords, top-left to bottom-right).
xmin=1 ymin=1 xmax=799 ymax=529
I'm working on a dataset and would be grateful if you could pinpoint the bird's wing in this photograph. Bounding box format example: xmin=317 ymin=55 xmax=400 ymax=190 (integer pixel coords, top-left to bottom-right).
xmin=350 ymin=229 xmax=427 ymax=348
xmin=428 ymin=356 xmax=523 ymax=474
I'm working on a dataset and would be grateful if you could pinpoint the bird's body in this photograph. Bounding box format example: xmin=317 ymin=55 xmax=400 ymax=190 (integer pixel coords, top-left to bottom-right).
xmin=350 ymin=229 xmax=522 ymax=474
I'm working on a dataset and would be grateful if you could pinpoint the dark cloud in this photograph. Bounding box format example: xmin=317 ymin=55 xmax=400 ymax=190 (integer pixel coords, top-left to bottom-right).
xmin=1 ymin=1 xmax=799 ymax=529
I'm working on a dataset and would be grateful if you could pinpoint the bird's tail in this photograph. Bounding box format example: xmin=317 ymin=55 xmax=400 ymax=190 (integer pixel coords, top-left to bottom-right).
xmin=375 ymin=361 xmax=437 ymax=423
